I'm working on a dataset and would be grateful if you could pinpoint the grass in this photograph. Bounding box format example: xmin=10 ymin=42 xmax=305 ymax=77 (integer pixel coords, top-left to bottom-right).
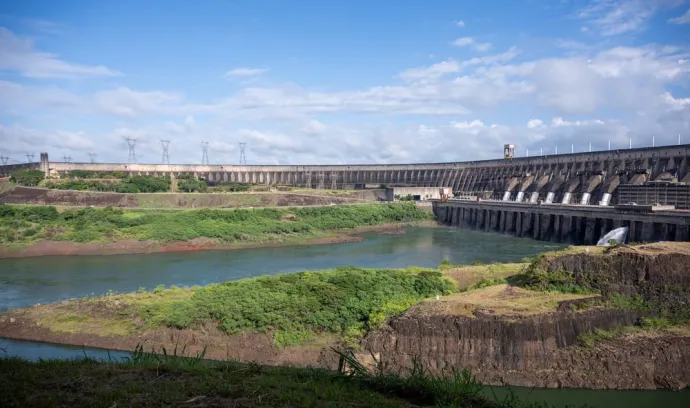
xmin=0 ymin=202 xmax=431 ymax=245
xmin=0 ymin=346 xmax=561 ymax=408
xmin=34 ymin=312 xmax=134 ymax=336
xmin=577 ymin=326 xmax=638 ymax=349
xmin=405 ymin=284 xmax=596 ymax=318
xmin=441 ymin=262 xmax=525 ymax=291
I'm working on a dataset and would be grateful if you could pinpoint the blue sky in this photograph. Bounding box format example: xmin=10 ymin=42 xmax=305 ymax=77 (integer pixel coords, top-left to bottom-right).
xmin=1 ymin=0 xmax=689 ymax=165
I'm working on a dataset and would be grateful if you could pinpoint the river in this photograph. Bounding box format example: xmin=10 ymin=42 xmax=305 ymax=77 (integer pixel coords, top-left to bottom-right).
xmin=1 ymin=226 xmax=689 ymax=407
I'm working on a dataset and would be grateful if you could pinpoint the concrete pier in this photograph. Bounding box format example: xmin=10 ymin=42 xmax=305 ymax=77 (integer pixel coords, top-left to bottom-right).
xmin=432 ymin=200 xmax=690 ymax=244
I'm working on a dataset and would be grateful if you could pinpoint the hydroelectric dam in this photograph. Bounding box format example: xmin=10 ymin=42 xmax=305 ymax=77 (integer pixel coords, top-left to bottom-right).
xmin=2 ymin=144 xmax=690 ymax=244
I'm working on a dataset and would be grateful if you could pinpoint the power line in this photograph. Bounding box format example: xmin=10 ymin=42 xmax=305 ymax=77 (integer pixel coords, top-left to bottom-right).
xmin=63 ymin=155 xmax=72 ymax=163
xmin=160 ymin=140 xmax=171 ymax=164
xmin=88 ymin=153 xmax=97 ymax=163
xmin=239 ymin=142 xmax=247 ymax=165
xmin=201 ymin=141 xmax=209 ymax=165
xmin=26 ymin=153 xmax=35 ymax=163
xmin=124 ymin=137 xmax=138 ymax=163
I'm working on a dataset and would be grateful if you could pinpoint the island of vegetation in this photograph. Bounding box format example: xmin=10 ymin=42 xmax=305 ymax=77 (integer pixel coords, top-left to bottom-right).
xmin=0 ymin=202 xmax=432 ymax=257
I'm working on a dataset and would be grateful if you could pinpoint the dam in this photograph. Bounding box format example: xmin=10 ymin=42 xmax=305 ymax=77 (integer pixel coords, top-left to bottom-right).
xmin=2 ymin=145 xmax=690 ymax=243
xmin=1 ymin=145 xmax=689 ymax=207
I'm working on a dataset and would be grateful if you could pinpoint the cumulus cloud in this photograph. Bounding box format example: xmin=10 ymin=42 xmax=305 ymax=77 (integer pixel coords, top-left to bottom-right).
xmin=527 ymin=119 xmax=545 ymax=129
xmin=0 ymin=27 xmax=120 ymax=78
xmin=455 ymin=20 xmax=465 ymax=28
xmin=223 ymin=67 xmax=270 ymax=77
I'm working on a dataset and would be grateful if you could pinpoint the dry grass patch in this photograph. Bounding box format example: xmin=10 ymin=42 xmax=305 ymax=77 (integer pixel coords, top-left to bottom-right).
xmin=443 ymin=263 xmax=524 ymax=290
xmin=408 ymin=284 xmax=597 ymax=318
xmin=34 ymin=311 xmax=134 ymax=336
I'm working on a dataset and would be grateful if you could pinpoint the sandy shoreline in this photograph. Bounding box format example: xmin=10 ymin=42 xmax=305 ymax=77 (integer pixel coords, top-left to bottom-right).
xmin=0 ymin=222 xmax=435 ymax=259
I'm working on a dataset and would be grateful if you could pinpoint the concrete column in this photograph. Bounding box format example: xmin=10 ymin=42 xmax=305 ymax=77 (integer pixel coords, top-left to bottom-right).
xmin=553 ymin=215 xmax=561 ymax=242
xmin=499 ymin=211 xmax=506 ymax=233
xmin=490 ymin=210 xmax=499 ymax=231
xmin=641 ymin=222 xmax=654 ymax=242
xmin=532 ymin=212 xmax=540 ymax=240
xmin=675 ymin=225 xmax=689 ymax=242
xmin=584 ymin=218 xmax=596 ymax=245
xmin=506 ymin=211 xmax=515 ymax=234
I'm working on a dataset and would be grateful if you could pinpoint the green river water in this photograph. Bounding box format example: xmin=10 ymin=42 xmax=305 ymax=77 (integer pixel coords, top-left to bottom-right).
xmin=0 ymin=226 xmax=688 ymax=407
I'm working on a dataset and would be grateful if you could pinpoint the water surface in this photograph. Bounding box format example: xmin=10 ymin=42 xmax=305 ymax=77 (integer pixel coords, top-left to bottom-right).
xmin=0 ymin=227 xmax=563 ymax=311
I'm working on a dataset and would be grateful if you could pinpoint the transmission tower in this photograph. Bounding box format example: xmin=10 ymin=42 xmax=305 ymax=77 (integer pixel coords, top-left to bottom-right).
xmin=239 ymin=142 xmax=247 ymax=165
xmin=124 ymin=137 xmax=138 ymax=163
xmin=201 ymin=141 xmax=209 ymax=165
xmin=88 ymin=153 xmax=97 ymax=163
xmin=0 ymin=154 xmax=9 ymax=165
xmin=26 ymin=153 xmax=35 ymax=163
xmin=63 ymin=155 xmax=72 ymax=163
xmin=160 ymin=140 xmax=171 ymax=164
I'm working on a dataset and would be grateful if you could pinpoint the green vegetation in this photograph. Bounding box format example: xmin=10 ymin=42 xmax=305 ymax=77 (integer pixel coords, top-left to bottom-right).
xmin=210 ymin=182 xmax=251 ymax=192
xmin=176 ymin=174 xmax=207 ymax=192
xmin=468 ymin=277 xmax=509 ymax=290
xmin=116 ymin=267 xmax=455 ymax=347
xmin=395 ymin=194 xmax=415 ymax=201
xmin=577 ymin=326 xmax=636 ymax=349
xmin=9 ymin=169 xmax=44 ymax=186
xmin=515 ymin=267 xmax=598 ymax=295
xmin=0 ymin=202 xmax=431 ymax=245
xmin=0 ymin=348 xmax=558 ymax=408
xmin=64 ymin=170 xmax=128 ymax=179
xmin=44 ymin=175 xmax=171 ymax=193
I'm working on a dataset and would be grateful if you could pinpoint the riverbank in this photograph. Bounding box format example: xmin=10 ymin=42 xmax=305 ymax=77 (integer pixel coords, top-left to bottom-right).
xmin=3 ymin=244 xmax=690 ymax=390
xmin=0 ymin=203 xmax=433 ymax=258
xmin=0 ymin=223 xmax=425 ymax=258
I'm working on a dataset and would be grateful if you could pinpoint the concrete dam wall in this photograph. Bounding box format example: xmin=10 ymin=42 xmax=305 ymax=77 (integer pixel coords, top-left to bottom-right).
xmin=2 ymin=145 xmax=689 ymax=206
xmin=433 ymin=200 xmax=690 ymax=244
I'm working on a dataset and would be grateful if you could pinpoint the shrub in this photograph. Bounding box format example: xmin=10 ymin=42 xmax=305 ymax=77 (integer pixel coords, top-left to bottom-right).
xmin=145 ymin=267 xmax=454 ymax=342
xmin=177 ymin=175 xmax=207 ymax=192
xmin=10 ymin=169 xmax=44 ymax=186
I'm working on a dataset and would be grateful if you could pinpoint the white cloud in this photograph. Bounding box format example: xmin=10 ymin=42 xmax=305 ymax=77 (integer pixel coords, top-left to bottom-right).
xmin=527 ymin=119 xmax=545 ymax=129
xmin=662 ymin=92 xmax=690 ymax=110
xmin=223 ymin=67 xmax=270 ymax=77
xmin=669 ymin=9 xmax=690 ymax=24
xmin=577 ymin=0 xmax=683 ymax=35
xmin=551 ymin=117 xmax=605 ymax=127
xmin=400 ymin=60 xmax=460 ymax=81
xmin=474 ymin=42 xmax=492 ymax=52
xmin=455 ymin=20 xmax=466 ymax=28
xmin=0 ymin=27 xmax=120 ymax=78
xmin=452 ymin=37 xmax=474 ymax=47
xmin=93 ymin=88 xmax=182 ymax=117
xmin=452 ymin=36 xmax=492 ymax=52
